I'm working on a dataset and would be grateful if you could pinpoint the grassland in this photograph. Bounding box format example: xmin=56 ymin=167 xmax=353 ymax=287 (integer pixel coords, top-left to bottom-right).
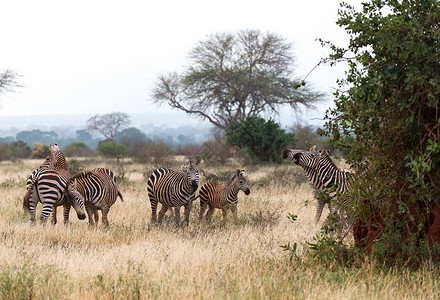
xmin=0 ymin=157 xmax=439 ymax=299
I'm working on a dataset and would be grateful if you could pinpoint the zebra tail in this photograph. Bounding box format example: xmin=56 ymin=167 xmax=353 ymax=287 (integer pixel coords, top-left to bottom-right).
xmin=117 ymin=191 xmax=124 ymax=202
xmin=22 ymin=188 xmax=32 ymax=213
xmin=23 ymin=176 xmax=38 ymax=213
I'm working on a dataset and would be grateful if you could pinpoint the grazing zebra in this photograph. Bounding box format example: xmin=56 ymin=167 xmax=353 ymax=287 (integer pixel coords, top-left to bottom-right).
xmin=23 ymin=143 xmax=74 ymax=224
xmin=281 ymin=147 xmax=351 ymax=223
xmin=147 ymin=157 xmax=201 ymax=226
xmin=64 ymin=168 xmax=123 ymax=226
xmin=23 ymin=168 xmax=86 ymax=224
xmin=199 ymin=169 xmax=250 ymax=225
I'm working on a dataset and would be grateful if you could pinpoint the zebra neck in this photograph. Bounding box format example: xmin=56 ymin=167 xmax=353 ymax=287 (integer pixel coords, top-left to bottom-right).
xmin=225 ymin=181 xmax=240 ymax=198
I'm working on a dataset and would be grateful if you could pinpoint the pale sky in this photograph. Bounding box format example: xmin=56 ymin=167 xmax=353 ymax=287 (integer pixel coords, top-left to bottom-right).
xmin=0 ymin=0 xmax=363 ymax=127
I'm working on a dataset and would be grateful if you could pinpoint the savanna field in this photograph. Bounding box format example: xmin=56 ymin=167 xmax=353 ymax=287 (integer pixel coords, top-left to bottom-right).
xmin=1 ymin=157 xmax=440 ymax=300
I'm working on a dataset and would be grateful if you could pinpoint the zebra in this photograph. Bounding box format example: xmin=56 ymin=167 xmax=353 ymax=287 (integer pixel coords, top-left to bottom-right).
xmin=147 ymin=157 xmax=201 ymax=226
xmin=198 ymin=169 xmax=250 ymax=225
xmin=23 ymin=143 xmax=75 ymax=224
xmin=64 ymin=168 xmax=124 ymax=226
xmin=281 ymin=146 xmax=350 ymax=223
xmin=22 ymin=168 xmax=86 ymax=224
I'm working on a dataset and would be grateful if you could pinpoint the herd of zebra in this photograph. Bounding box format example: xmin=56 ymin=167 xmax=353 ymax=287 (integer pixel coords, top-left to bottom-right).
xmin=21 ymin=143 xmax=351 ymax=227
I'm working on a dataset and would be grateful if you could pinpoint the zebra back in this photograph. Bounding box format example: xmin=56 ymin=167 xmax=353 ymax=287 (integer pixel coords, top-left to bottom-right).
xmin=66 ymin=169 xmax=121 ymax=209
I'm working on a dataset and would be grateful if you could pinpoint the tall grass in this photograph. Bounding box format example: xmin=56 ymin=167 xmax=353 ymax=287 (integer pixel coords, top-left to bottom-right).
xmin=0 ymin=158 xmax=439 ymax=299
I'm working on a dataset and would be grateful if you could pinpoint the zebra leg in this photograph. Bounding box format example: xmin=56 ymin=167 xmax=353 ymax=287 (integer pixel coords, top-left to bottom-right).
xmin=86 ymin=207 xmax=95 ymax=225
xmin=199 ymin=199 xmax=208 ymax=222
xmin=51 ymin=206 xmax=57 ymax=225
xmin=150 ymin=198 xmax=158 ymax=223
xmin=315 ymin=199 xmax=325 ymax=224
xmin=63 ymin=205 xmax=71 ymax=225
xmin=231 ymin=204 xmax=238 ymax=224
xmin=157 ymin=205 xmax=169 ymax=224
xmin=101 ymin=207 xmax=110 ymax=227
xmin=173 ymin=206 xmax=181 ymax=226
xmin=40 ymin=203 xmax=54 ymax=225
xmin=93 ymin=209 xmax=99 ymax=224
xmin=205 ymin=204 xmax=215 ymax=224
xmin=221 ymin=209 xmax=228 ymax=226
xmin=183 ymin=202 xmax=192 ymax=226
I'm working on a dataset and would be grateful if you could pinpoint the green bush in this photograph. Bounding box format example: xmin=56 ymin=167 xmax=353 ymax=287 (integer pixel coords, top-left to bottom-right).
xmin=226 ymin=116 xmax=294 ymax=163
xmin=63 ymin=142 xmax=96 ymax=157
xmin=97 ymin=140 xmax=128 ymax=158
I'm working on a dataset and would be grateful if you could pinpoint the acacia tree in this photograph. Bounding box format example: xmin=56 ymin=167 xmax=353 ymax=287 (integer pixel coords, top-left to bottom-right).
xmin=0 ymin=69 xmax=20 ymax=98
xmin=152 ymin=29 xmax=324 ymax=131
xmin=321 ymin=0 xmax=440 ymax=264
xmin=86 ymin=112 xmax=131 ymax=141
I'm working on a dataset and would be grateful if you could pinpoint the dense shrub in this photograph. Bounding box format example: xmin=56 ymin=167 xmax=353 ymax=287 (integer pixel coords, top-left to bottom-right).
xmin=319 ymin=0 xmax=440 ymax=266
xmin=226 ymin=116 xmax=294 ymax=163
xmin=63 ymin=142 xmax=96 ymax=157
xmin=97 ymin=140 xmax=128 ymax=158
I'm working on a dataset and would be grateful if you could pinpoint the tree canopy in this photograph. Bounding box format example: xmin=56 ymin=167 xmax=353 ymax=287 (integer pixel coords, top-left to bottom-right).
xmin=153 ymin=29 xmax=324 ymax=131
xmin=86 ymin=112 xmax=131 ymax=141
xmin=322 ymin=0 xmax=440 ymax=263
xmin=0 ymin=69 xmax=20 ymax=98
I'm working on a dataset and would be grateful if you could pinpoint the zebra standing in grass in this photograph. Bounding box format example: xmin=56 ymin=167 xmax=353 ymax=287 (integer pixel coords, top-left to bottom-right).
xmin=199 ymin=169 xmax=250 ymax=225
xmin=23 ymin=143 xmax=80 ymax=224
xmin=281 ymin=147 xmax=351 ymax=223
xmin=64 ymin=168 xmax=123 ymax=226
xmin=147 ymin=157 xmax=201 ymax=226
xmin=23 ymin=168 xmax=86 ymax=224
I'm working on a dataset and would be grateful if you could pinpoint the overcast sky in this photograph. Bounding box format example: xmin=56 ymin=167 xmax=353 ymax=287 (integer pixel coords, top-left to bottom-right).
xmin=0 ymin=0 xmax=363 ymax=127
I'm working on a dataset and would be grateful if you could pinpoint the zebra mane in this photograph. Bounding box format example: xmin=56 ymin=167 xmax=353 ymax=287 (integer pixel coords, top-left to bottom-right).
xmin=226 ymin=169 xmax=245 ymax=186
xmin=320 ymin=150 xmax=346 ymax=172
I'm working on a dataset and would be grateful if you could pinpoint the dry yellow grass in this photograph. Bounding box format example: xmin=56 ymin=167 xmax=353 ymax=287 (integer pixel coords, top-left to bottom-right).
xmin=0 ymin=157 xmax=439 ymax=299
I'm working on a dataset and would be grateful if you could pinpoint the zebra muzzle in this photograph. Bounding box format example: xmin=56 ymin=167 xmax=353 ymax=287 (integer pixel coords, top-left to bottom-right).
xmin=244 ymin=189 xmax=250 ymax=195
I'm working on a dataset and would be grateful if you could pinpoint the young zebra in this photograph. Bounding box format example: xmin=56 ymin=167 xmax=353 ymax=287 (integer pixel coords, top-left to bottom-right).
xmin=23 ymin=168 xmax=86 ymax=224
xmin=199 ymin=169 xmax=250 ymax=225
xmin=23 ymin=143 xmax=75 ymax=224
xmin=147 ymin=157 xmax=201 ymax=226
xmin=281 ymin=147 xmax=349 ymax=223
xmin=64 ymin=168 xmax=124 ymax=226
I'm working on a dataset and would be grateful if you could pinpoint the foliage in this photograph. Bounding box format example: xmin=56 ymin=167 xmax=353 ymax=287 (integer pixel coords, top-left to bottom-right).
xmin=226 ymin=116 xmax=294 ymax=163
xmin=97 ymin=140 xmax=128 ymax=158
xmin=87 ymin=112 xmax=131 ymax=141
xmin=319 ymin=0 xmax=440 ymax=265
xmin=63 ymin=142 xmax=96 ymax=157
xmin=31 ymin=142 xmax=50 ymax=159
xmin=152 ymin=29 xmax=324 ymax=131
xmin=115 ymin=127 xmax=148 ymax=143
xmin=0 ymin=141 xmax=32 ymax=161
xmin=16 ymin=130 xmax=58 ymax=149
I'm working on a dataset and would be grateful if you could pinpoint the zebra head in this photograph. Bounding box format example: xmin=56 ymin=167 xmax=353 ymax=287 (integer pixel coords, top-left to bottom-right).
xmin=281 ymin=148 xmax=321 ymax=169
xmin=64 ymin=178 xmax=86 ymax=220
xmin=236 ymin=169 xmax=250 ymax=195
xmin=182 ymin=156 xmax=201 ymax=190
xmin=42 ymin=143 xmax=68 ymax=171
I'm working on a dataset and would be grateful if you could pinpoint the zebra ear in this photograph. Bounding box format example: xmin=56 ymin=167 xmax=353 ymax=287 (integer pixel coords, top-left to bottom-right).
xmin=181 ymin=165 xmax=188 ymax=172
xmin=320 ymin=149 xmax=330 ymax=156
xmin=236 ymin=169 xmax=241 ymax=176
xmin=309 ymin=145 xmax=317 ymax=152
xmin=240 ymin=169 xmax=246 ymax=176
xmin=194 ymin=156 xmax=201 ymax=166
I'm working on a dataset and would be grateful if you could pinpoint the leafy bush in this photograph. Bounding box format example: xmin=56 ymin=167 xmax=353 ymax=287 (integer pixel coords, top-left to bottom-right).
xmin=63 ymin=142 xmax=96 ymax=157
xmin=97 ymin=140 xmax=128 ymax=158
xmin=226 ymin=116 xmax=294 ymax=163
xmin=318 ymin=0 xmax=440 ymax=266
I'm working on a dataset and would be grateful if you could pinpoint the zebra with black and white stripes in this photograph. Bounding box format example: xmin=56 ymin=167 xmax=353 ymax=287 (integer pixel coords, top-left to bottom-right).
xmin=199 ymin=169 xmax=250 ymax=225
xmin=23 ymin=168 xmax=86 ymax=224
xmin=281 ymin=147 xmax=351 ymax=223
xmin=23 ymin=143 xmax=80 ymax=224
xmin=64 ymin=168 xmax=124 ymax=226
xmin=147 ymin=157 xmax=201 ymax=226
